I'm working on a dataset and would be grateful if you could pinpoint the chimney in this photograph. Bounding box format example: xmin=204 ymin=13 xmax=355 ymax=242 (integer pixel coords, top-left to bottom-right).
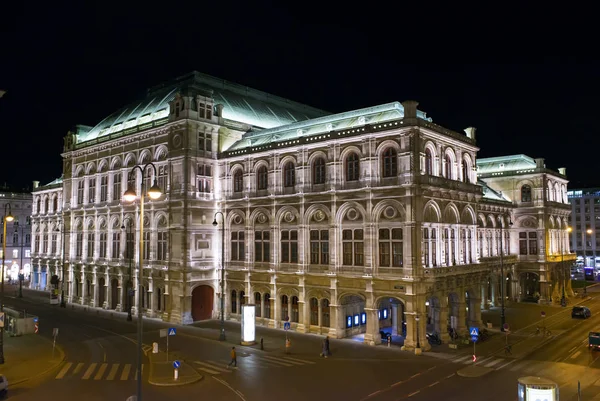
xmin=464 ymin=127 xmax=477 ymax=140
xmin=402 ymin=100 xmax=419 ymax=120
xmin=535 ymin=158 xmax=545 ymax=168
xmin=33 ymin=180 xmax=40 ymax=189
xmin=216 ymin=104 xmax=225 ymax=117
xmin=558 ymin=167 xmax=566 ymax=176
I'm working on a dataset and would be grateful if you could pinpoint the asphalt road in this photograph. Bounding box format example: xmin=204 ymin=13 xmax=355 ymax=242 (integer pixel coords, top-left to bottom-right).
xmin=6 ymin=286 xmax=600 ymax=401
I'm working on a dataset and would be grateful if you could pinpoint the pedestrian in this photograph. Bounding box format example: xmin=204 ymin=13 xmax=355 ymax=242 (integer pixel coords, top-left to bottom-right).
xmin=285 ymin=337 xmax=291 ymax=354
xmin=321 ymin=338 xmax=328 ymax=358
xmin=227 ymin=346 xmax=237 ymax=368
xmin=325 ymin=336 xmax=330 ymax=356
xmin=504 ymin=344 xmax=512 ymax=356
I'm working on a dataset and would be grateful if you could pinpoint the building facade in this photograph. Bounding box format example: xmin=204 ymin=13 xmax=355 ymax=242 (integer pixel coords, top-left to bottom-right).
xmin=1 ymin=187 xmax=33 ymax=283
xmin=31 ymin=72 xmax=573 ymax=348
xmin=567 ymin=188 xmax=600 ymax=269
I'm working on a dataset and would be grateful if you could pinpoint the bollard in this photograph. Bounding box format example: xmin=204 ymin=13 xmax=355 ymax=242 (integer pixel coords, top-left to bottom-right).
xmin=174 ymin=368 xmax=179 ymax=380
xmin=387 ymin=336 xmax=391 ymax=347
xmin=260 ymin=337 xmax=264 ymax=350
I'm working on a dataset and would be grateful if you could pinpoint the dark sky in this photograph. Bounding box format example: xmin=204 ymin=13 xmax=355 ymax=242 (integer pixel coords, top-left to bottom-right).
xmin=1 ymin=3 xmax=597 ymax=191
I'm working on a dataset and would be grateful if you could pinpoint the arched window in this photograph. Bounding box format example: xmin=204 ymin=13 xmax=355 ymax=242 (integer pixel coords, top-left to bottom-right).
xmin=382 ymin=148 xmax=397 ymax=178
xmin=36 ymin=198 xmax=41 ymax=213
xmin=284 ymin=162 xmax=295 ymax=187
xmin=425 ymin=148 xmax=433 ymax=175
xmin=291 ymin=296 xmax=299 ymax=322
xmin=231 ymin=290 xmax=237 ymax=314
xmin=281 ymin=295 xmax=289 ymax=320
xmin=346 ymin=153 xmax=360 ymax=181
xmin=462 ymin=161 xmax=470 ymax=183
xmin=257 ymin=166 xmax=268 ymax=190
xmin=233 ymin=170 xmax=243 ymax=192
xmin=254 ymin=292 xmax=261 ymax=317
xmin=444 ymin=154 xmax=452 ymax=179
xmin=264 ymin=293 xmax=271 ymax=318
xmin=53 ymin=197 xmax=58 ymax=212
xmin=310 ymin=297 xmax=319 ymax=325
xmin=313 ymin=157 xmax=326 ymax=184
xmin=521 ymin=185 xmax=532 ymax=202
xmin=44 ymin=198 xmax=49 ymax=213
xmin=240 ymin=290 xmax=246 ymax=306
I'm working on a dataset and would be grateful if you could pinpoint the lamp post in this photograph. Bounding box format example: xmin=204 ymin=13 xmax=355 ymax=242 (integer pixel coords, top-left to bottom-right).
xmin=123 ymin=163 xmax=162 ymax=401
xmin=59 ymin=217 xmax=67 ymax=308
xmin=498 ymin=214 xmax=512 ymax=332
xmin=560 ymin=227 xmax=573 ymax=307
xmin=0 ymin=204 xmax=15 ymax=364
xmin=583 ymin=228 xmax=592 ymax=295
xmin=14 ymin=219 xmax=30 ymax=298
xmin=212 ymin=212 xmax=226 ymax=341
xmin=121 ymin=221 xmax=133 ymax=322
xmin=414 ymin=314 xmax=421 ymax=350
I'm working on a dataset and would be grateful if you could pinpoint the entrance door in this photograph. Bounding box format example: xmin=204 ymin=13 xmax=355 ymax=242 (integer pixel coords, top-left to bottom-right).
xmin=111 ymin=278 xmax=118 ymax=309
xmin=191 ymin=285 xmax=214 ymax=321
xmin=98 ymin=277 xmax=106 ymax=306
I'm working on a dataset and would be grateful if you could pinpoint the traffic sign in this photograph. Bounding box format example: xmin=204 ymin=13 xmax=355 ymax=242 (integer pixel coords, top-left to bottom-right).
xmin=0 ymin=312 xmax=4 ymax=328
xmin=471 ymin=335 xmax=478 ymax=343
xmin=173 ymin=360 xmax=180 ymax=369
xmin=33 ymin=317 xmax=38 ymax=323
xmin=283 ymin=322 xmax=291 ymax=331
xmin=503 ymin=323 xmax=510 ymax=331
xmin=472 ymin=354 xmax=477 ymax=363
xmin=469 ymin=327 xmax=479 ymax=337
xmin=34 ymin=323 xmax=39 ymax=334
xmin=168 ymin=328 xmax=176 ymax=336
xmin=541 ymin=311 xmax=546 ymax=318
xmin=160 ymin=329 xmax=167 ymax=338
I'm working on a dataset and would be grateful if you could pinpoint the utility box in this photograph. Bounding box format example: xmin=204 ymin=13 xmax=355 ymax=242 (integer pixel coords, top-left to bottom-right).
xmin=4 ymin=307 xmax=37 ymax=336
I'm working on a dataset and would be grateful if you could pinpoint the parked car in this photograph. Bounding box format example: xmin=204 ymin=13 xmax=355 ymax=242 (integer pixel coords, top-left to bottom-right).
xmin=0 ymin=374 xmax=7 ymax=398
xmin=572 ymin=306 xmax=592 ymax=319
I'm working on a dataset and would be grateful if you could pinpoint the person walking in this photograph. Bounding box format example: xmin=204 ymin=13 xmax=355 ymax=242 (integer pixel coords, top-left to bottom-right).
xmin=321 ymin=338 xmax=328 ymax=358
xmin=228 ymin=346 xmax=237 ymax=368
xmin=325 ymin=336 xmax=330 ymax=357
xmin=285 ymin=337 xmax=291 ymax=354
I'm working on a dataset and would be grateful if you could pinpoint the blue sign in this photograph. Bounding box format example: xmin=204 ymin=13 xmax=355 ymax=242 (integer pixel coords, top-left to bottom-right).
xmin=173 ymin=360 xmax=180 ymax=369
xmin=283 ymin=322 xmax=291 ymax=331
xmin=33 ymin=317 xmax=39 ymax=323
xmin=471 ymin=335 xmax=478 ymax=343
xmin=469 ymin=327 xmax=479 ymax=337
xmin=168 ymin=328 xmax=176 ymax=336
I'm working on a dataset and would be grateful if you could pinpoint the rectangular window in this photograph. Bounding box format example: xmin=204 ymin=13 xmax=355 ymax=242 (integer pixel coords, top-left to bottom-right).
xmin=342 ymin=229 xmax=364 ymax=266
xmin=198 ymin=132 xmax=212 ymax=152
xmin=87 ymin=233 xmax=94 ymax=258
xmin=51 ymin=234 xmax=57 ymax=254
xmin=100 ymin=176 xmax=108 ymax=202
xmin=12 ymin=249 xmax=18 ymax=258
xmin=77 ymin=180 xmax=84 ymax=204
xmin=528 ymin=232 xmax=538 ymax=255
xmin=254 ymin=231 xmax=270 ymax=262
xmin=157 ymin=231 xmax=167 ymax=261
xmin=198 ymin=178 xmax=211 ymax=193
xmin=309 ymin=230 xmax=329 ymax=265
xmin=379 ymin=228 xmax=403 ymax=267
xmin=280 ymin=230 xmax=298 ymax=263
xmin=26 ymin=233 xmax=31 ymax=244
xmin=43 ymin=235 xmax=48 ymax=254
xmin=112 ymin=232 xmax=120 ymax=259
xmin=157 ymin=165 xmax=168 ymax=193
xmin=99 ymin=233 xmax=107 ymax=258
xmin=112 ymin=173 xmax=122 ymax=201
xmin=76 ymin=233 xmax=83 ymax=257
xmin=231 ymin=231 xmax=245 ymax=261
xmin=88 ymin=178 xmax=96 ymax=203
xmin=25 ymin=250 xmax=31 ymax=258
xmin=143 ymin=231 xmax=150 ymax=260
xmin=519 ymin=232 xmax=528 ymax=255
xmin=444 ymin=229 xmax=450 ymax=265
xmin=198 ymin=103 xmax=213 ymax=120
xmin=126 ymin=231 xmax=134 ymax=259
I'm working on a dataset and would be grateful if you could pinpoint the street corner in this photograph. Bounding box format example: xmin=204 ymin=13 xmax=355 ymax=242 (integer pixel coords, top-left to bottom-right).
xmin=456 ymin=365 xmax=493 ymax=378
xmin=148 ymin=360 xmax=204 ymax=387
xmin=5 ymin=335 xmax=67 ymax=386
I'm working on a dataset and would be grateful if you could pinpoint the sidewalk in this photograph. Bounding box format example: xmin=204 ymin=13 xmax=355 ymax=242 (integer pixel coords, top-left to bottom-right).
xmin=148 ymin=350 xmax=202 ymax=386
xmin=2 ymin=334 xmax=65 ymax=385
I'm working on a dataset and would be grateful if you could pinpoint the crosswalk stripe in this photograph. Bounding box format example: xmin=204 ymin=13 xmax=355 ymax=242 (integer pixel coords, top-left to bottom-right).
xmin=82 ymin=363 xmax=97 ymax=380
xmin=258 ymin=357 xmax=294 ymax=367
xmin=509 ymin=361 xmax=529 ymax=372
xmin=281 ymin=356 xmax=316 ymax=364
xmin=198 ymin=367 xmax=220 ymax=374
xmin=121 ymin=364 xmax=131 ymax=381
xmin=195 ymin=361 xmax=229 ymax=372
xmin=73 ymin=363 xmax=84 ymax=374
xmin=454 ymin=356 xmax=472 ymax=364
xmin=94 ymin=363 xmax=108 ymax=380
xmin=56 ymin=362 xmax=73 ymax=379
xmin=106 ymin=363 xmax=120 ymax=380
xmin=262 ymin=355 xmax=304 ymax=366
xmin=484 ymin=359 xmax=503 ymax=368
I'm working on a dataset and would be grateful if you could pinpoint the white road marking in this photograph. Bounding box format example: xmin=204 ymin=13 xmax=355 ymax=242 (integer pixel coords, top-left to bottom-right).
xmin=571 ymin=351 xmax=582 ymax=359
xmin=428 ymin=381 xmax=439 ymax=387
xmin=257 ymin=357 xmax=293 ymax=367
xmin=263 ymin=355 xmax=304 ymax=365
xmin=73 ymin=362 xmax=84 ymax=374
xmin=82 ymin=363 xmax=97 ymax=380
xmin=94 ymin=363 xmax=108 ymax=380
xmin=195 ymin=361 xmax=230 ymax=372
xmin=280 ymin=356 xmax=316 ymax=364
xmin=56 ymin=362 xmax=73 ymax=379
xmin=120 ymin=364 xmax=131 ymax=380
xmin=213 ymin=376 xmax=247 ymax=401
xmin=408 ymin=390 xmax=421 ymax=397
xmin=198 ymin=367 xmax=221 ymax=374
xmin=484 ymin=359 xmax=503 ymax=368
xmin=106 ymin=363 xmax=119 ymax=380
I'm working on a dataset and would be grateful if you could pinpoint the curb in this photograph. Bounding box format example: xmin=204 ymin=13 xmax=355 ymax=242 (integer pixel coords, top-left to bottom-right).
xmin=10 ymin=338 xmax=66 ymax=386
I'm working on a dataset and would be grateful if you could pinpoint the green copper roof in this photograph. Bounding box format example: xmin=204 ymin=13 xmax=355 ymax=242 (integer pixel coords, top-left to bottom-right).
xmin=225 ymin=102 xmax=432 ymax=152
xmin=76 ymin=72 xmax=330 ymax=143
xmin=476 ymin=154 xmax=536 ymax=175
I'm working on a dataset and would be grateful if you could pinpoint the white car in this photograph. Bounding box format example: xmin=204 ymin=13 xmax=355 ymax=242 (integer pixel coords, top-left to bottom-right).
xmin=0 ymin=374 xmax=7 ymax=397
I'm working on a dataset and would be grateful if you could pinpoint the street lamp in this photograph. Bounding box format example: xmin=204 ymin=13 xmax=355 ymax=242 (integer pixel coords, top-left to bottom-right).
xmin=123 ymin=163 xmax=161 ymax=401
xmin=59 ymin=219 xmax=67 ymax=308
xmin=560 ymin=227 xmax=573 ymax=307
xmin=212 ymin=212 xmax=226 ymax=341
xmin=0 ymin=204 xmax=15 ymax=364
xmin=121 ymin=221 xmax=133 ymax=322
xmin=583 ymin=228 xmax=592 ymax=295
xmin=498 ymin=214 xmax=513 ymax=332
xmin=414 ymin=314 xmax=421 ymax=350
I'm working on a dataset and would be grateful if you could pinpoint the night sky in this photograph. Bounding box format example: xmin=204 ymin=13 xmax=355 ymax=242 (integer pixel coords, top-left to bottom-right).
xmin=1 ymin=3 xmax=597 ymax=191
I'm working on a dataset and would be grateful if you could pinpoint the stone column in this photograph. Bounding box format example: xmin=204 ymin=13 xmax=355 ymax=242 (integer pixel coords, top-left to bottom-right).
xmin=103 ymin=271 xmax=109 ymax=309
xmin=92 ymin=269 xmax=98 ymax=308
xmin=80 ymin=269 xmax=86 ymax=305
xmin=469 ymin=297 xmax=482 ymax=327
xmin=457 ymin=300 xmax=467 ymax=335
xmin=116 ymin=272 xmax=123 ymax=312
xmin=391 ymin=304 xmax=399 ymax=335
xmin=318 ymin=299 xmax=323 ymax=328
xmin=481 ymin=284 xmax=489 ymax=310
xmin=328 ymin=304 xmax=340 ymax=338
xmin=270 ymin=296 xmax=276 ymax=328
xmin=363 ymin=308 xmax=380 ymax=346
xmin=297 ymin=301 xmax=307 ymax=332
xmin=490 ymin=275 xmax=497 ymax=307
xmin=439 ymin=306 xmax=450 ymax=342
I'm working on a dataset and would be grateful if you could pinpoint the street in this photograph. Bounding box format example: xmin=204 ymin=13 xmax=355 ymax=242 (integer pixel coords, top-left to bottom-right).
xmin=4 ymin=285 xmax=600 ymax=401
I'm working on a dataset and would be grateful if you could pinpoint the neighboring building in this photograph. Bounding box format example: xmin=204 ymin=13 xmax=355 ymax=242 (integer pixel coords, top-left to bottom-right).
xmin=567 ymin=188 xmax=600 ymax=268
xmin=0 ymin=186 xmax=33 ymax=283
xmin=30 ymin=71 xmax=572 ymax=349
